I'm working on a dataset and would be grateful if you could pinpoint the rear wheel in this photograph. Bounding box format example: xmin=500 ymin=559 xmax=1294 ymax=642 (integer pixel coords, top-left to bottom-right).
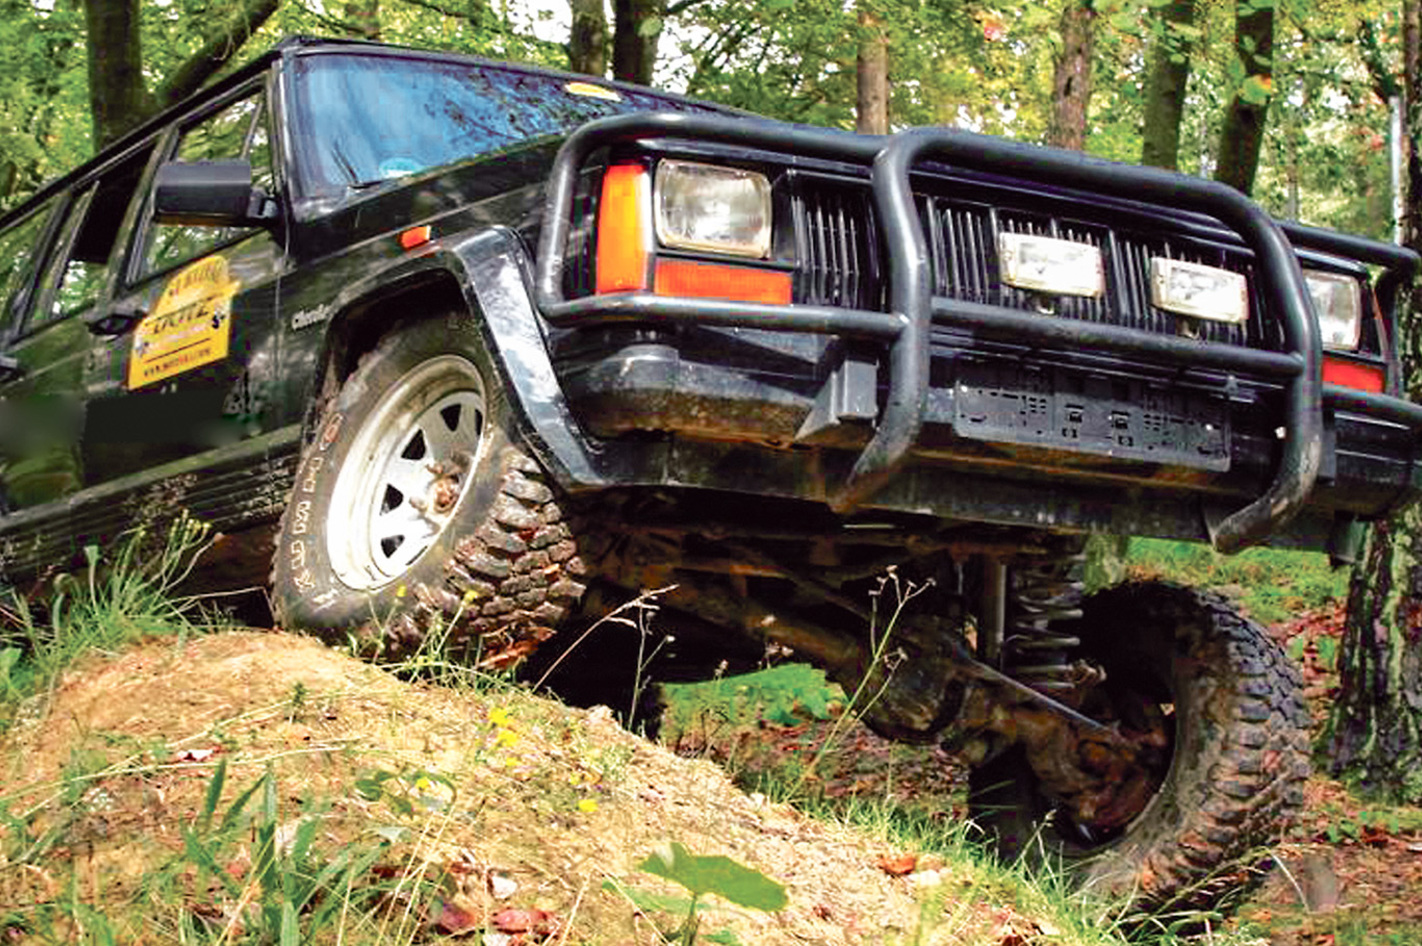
xmin=969 ymin=581 xmax=1309 ymax=911
xmin=271 ymin=315 xmax=587 ymax=663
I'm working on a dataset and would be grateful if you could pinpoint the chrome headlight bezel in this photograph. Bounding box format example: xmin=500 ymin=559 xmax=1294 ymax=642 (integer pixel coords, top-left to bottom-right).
xmin=653 ymin=159 xmax=772 ymax=259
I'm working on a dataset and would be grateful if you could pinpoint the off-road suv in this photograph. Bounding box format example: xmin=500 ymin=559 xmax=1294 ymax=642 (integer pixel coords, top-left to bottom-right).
xmin=2 ymin=37 xmax=1419 ymax=909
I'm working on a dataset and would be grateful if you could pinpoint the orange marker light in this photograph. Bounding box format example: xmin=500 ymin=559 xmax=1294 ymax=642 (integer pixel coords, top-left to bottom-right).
xmin=1323 ymin=356 xmax=1386 ymax=394
xmin=654 ymin=259 xmax=792 ymax=305
xmin=399 ymin=225 xmax=432 ymax=250
xmin=595 ymin=164 xmax=650 ymax=293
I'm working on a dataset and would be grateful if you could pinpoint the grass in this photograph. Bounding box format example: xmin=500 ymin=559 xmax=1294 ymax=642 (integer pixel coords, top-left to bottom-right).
xmin=1123 ymin=537 xmax=1347 ymax=625
xmin=0 ymin=524 xmax=1315 ymax=945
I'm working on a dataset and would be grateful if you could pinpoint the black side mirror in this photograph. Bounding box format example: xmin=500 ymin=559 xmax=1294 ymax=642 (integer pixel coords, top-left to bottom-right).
xmin=154 ymin=160 xmax=278 ymax=227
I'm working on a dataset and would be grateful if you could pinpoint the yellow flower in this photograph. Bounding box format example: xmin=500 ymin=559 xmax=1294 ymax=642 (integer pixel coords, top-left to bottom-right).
xmin=577 ymin=799 xmax=598 ymax=813
xmin=495 ymin=729 xmax=519 ymax=749
xmin=415 ymin=776 xmax=433 ymax=793
xmin=488 ymin=706 xmax=511 ymax=728
xmin=395 ymin=584 xmax=407 ymax=599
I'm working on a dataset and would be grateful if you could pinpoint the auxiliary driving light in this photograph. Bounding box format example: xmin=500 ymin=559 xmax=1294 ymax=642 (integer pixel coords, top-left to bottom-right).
xmin=654 ymin=160 xmax=772 ymax=258
xmin=997 ymin=232 xmax=1105 ymax=298
xmin=1150 ymin=257 xmax=1248 ymax=324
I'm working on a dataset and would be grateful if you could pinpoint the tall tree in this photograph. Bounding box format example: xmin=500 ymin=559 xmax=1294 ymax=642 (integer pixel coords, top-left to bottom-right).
xmin=1327 ymin=0 xmax=1422 ymax=804
xmin=83 ymin=0 xmax=280 ymax=148
xmin=1139 ymin=0 xmax=1198 ymax=168
xmin=1214 ymin=0 xmax=1274 ymax=194
xmin=569 ymin=0 xmax=609 ymax=75
xmin=856 ymin=6 xmax=889 ymax=134
xmin=1047 ymin=0 xmax=1095 ymax=150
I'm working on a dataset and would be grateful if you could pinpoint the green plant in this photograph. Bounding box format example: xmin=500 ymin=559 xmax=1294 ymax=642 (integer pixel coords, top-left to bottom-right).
xmin=608 ymin=841 xmax=786 ymax=945
xmin=174 ymin=760 xmax=399 ymax=943
xmin=0 ymin=513 xmax=217 ymax=725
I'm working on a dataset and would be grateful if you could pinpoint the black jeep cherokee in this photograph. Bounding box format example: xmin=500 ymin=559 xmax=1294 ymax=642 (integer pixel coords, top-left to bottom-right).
xmin=2 ymin=37 xmax=1419 ymax=908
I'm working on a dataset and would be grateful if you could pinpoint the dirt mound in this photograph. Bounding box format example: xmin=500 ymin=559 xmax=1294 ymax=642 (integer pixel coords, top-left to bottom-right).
xmin=0 ymin=632 xmax=1046 ymax=944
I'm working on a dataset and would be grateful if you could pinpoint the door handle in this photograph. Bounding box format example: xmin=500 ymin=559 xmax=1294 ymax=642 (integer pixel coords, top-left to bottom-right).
xmin=86 ymin=304 xmax=147 ymax=336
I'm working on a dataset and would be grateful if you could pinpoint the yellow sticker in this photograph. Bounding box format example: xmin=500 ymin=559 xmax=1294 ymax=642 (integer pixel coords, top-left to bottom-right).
xmin=127 ymin=256 xmax=240 ymax=389
xmin=565 ymin=81 xmax=622 ymax=102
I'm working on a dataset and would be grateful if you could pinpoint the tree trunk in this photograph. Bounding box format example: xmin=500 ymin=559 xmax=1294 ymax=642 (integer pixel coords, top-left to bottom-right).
xmin=855 ymin=8 xmax=889 ymax=135
xmin=1047 ymin=0 xmax=1094 ymax=150
xmin=1329 ymin=0 xmax=1422 ymax=804
xmin=84 ymin=0 xmax=150 ymax=149
xmin=569 ymin=0 xmax=608 ymax=76
xmin=612 ymin=0 xmax=662 ymax=85
xmin=344 ymin=0 xmax=380 ymax=39
xmin=1213 ymin=0 xmax=1274 ymax=195
xmin=84 ymin=0 xmax=279 ymax=148
xmin=1139 ymin=0 xmax=1196 ymax=169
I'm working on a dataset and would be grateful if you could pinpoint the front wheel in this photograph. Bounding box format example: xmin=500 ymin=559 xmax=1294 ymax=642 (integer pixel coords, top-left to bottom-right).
xmin=271 ymin=314 xmax=587 ymax=662
xmin=969 ymin=581 xmax=1309 ymax=911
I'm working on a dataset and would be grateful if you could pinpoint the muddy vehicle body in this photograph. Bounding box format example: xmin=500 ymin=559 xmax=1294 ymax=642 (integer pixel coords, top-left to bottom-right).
xmin=2 ymin=37 xmax=1419 ymax=908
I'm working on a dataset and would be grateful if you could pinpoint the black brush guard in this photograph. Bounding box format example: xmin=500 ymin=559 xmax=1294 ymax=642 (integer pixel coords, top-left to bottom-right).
xmin=534 ymin=114 xmax=1422 ymax=553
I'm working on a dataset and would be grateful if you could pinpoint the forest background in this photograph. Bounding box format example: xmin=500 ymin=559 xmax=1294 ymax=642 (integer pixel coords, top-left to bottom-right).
xmin=2 ymin=0 xmax=1422 ymax=802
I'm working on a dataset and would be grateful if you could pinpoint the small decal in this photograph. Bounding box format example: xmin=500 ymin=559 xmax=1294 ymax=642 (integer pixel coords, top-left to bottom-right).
xmin=565 ymin=81 xmax=622 ymax=102
xmin=128 ymin=256 xmax=240 ymax=389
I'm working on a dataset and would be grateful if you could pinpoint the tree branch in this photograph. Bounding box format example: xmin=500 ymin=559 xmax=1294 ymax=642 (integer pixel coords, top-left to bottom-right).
xmin=158 ymin=0 xmax=281 ymax=109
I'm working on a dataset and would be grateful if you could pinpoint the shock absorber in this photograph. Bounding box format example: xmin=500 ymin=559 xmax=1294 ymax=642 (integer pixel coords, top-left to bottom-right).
xmin=1003 ymin=550 xmax=1085 ymax=693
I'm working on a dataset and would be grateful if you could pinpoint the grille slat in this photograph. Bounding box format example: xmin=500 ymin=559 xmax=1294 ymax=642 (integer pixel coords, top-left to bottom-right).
xmin=795 ymin=177 xmax=1272 ymax=352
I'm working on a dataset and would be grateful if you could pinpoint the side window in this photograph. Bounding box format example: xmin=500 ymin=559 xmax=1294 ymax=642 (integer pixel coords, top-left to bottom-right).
xmin=0 ymin=196 xmax=60 ymax=335
xmin=144 ymin=93 xmax=272 ymax=276
xmin=27 ymin=147 xmax=153 ymax=332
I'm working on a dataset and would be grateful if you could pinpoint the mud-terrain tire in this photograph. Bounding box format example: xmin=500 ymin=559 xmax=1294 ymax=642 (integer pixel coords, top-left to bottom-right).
xmin=969 ymin=580 xmax=1309 ymax=912
xmin=271 ymin=314 xmax=587 ymax=661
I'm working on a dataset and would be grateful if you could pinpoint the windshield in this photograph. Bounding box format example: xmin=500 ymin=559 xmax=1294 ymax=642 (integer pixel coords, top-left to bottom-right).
xmin=289 ymin=52 xmax=706 ymax=200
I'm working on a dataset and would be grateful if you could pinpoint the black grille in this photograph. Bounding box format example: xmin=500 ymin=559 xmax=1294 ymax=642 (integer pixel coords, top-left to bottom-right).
xmin=793 ymin=176 xmax=1287 ymax=354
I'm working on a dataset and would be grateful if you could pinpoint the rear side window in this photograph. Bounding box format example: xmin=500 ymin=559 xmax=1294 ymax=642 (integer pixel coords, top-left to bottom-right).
xmin=28 ymin=146 xmax=153 ymax=331
xmin=0 ymin=197 xmax=59 ymax=335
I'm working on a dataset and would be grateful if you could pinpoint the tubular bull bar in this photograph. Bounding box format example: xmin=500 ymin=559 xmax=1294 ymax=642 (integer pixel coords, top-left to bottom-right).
xmin=534 ymin=113 xmax=1422 ymax=554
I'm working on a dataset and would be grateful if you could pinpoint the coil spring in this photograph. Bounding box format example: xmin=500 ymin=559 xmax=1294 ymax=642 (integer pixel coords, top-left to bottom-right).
xmin=1003 ymin=553 xmax=1084 ymax=692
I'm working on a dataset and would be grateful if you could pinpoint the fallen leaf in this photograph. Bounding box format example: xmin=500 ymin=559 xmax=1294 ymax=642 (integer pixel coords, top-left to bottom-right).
xmin=492 ymin=907 xmax=552 ymax=934
xmin=876 ymin=853 xmax=917 ymax=876
xmin=432 ymin=896 xmax=484 ymax=935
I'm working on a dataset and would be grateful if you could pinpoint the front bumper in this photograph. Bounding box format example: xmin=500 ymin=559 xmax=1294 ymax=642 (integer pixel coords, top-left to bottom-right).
xmin=526 ymin=115 xmax=1422 ymax=552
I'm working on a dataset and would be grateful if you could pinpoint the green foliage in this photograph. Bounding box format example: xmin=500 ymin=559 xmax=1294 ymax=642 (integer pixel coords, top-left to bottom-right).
xmin=609 ymin=841 xmax=785 ymax=945
xmin=1125 ymin=537 xmax=1347 ymax=625
xmin=661 ymin=663 xmax=840 ymax=733
xmin=638 ymin=841 xmax=788 ymax=912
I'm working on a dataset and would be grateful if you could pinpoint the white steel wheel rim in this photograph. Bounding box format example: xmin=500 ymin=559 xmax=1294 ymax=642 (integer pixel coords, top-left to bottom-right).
xmin=327 ymin=355 xmax=488 ymax=591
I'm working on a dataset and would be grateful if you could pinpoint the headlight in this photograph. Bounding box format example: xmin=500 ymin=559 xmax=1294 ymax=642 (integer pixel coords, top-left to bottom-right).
xmin=1150 ymin=258 xmax=1248 ymax=324
xmin=1304 ymin=269 xmax=1363 ymax=351
xmin=654 ymin=160 xmax=771 ymax=258
xmin=998 ymin=232 xmax=1105 ymax=298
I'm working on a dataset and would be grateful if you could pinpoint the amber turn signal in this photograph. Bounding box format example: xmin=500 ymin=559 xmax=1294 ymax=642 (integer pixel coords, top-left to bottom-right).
xmin=653 ymin=259 xmax=791 ymax=305
xmin=595 ymin=164 xmax=650 ymax=293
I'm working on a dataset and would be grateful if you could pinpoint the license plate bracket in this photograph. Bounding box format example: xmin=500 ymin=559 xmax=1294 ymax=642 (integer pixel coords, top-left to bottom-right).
xmin=952 ymin=362 xmax=1230 ymax=470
